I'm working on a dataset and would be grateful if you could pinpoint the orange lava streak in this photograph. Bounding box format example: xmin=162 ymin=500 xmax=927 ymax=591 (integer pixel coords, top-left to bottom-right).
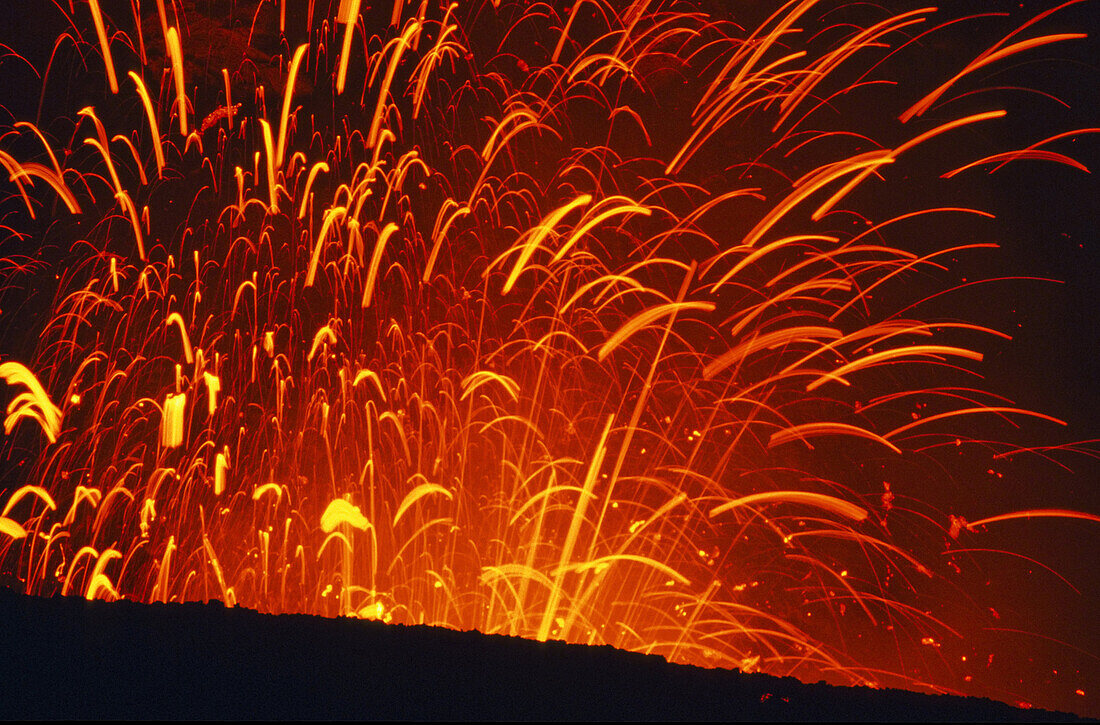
xmin=277 ymin=45 xmax=309 ymax=172
xmin=966 ymin=509 xmax=1100 ymax=530
xmin=885 ymin=407 xmax=1067 ymax=440
xmin=902 ymin=32 xmax=1087 ymax=122
xmin=87 ymin=0 xmax=119 ymax=94
xmin=165 ymin=26 xmax=188 ymax=136
xmin=806 ymin=345 xmax=985 ymax=392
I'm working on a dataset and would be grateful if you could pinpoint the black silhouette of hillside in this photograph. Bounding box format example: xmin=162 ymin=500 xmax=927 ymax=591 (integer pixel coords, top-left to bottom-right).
xmin=0 ymin=589 xmax=1089 ymax=721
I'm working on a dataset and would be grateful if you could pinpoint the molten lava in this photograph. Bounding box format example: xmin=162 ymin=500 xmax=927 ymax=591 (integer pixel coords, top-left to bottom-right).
xmin=0 ymin=0 xmax=1095 ymax=717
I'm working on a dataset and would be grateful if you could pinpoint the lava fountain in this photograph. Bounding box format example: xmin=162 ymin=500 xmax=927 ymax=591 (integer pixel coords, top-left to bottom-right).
xmin=0 ymin=0 xmax=1096 ymax=716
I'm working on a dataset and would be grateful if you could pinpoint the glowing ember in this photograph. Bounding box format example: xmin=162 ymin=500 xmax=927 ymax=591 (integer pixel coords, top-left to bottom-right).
xmin=0 ymin=0 xmax=1095 ymax=717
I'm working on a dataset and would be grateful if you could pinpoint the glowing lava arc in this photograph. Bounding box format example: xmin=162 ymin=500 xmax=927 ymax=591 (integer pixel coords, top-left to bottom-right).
xmin=0 ymin=0 xmax=1095 ymax=717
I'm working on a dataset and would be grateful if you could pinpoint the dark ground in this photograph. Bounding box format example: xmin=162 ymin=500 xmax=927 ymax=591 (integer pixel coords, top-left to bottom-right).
xmin=0 ymin=589 xmax=1090 ymax=721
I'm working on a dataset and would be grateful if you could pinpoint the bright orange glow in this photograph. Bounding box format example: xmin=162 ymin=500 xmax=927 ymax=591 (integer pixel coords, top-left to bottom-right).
xmin=0 ymin=362 xmax=63 ymax=443
xmin=0 ymin=0 xmax=1095 ymax=718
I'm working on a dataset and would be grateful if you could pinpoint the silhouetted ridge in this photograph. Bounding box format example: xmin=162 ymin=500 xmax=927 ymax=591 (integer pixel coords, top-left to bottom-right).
xmin=0 ymin=590 xmax=1088 ymax=721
